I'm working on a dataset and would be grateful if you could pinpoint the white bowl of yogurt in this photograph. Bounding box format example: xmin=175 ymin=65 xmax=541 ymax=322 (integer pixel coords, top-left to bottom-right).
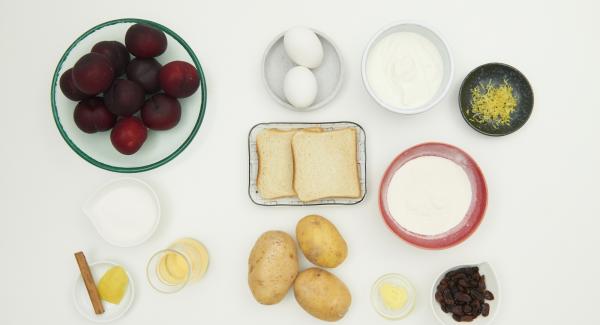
xmin=362 ymin=22 xmax=453 ymax=114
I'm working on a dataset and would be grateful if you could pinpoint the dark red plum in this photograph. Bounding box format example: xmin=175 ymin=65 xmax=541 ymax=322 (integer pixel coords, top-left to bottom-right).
xmin=110 ymin=117 xmax=148 ymax=155
xmin=73 ymin=97 xmax=116 ymax=133
xmin=91 ymin=41 xmax=130 ymax=76
xmin=126 ymin=58 xmax=161 ymax=94
xmin=60 ymin=68 xmax=89 ymax=101
xmin=159 ymin=61 xmax=200 ymax=98
xmin=72 ymin=53 xmax=115 ymax=95
xmin=141 ymin=94 xmax=181 ymax=130
xmin=125 ymin=24 xmax=167 ymax=58
xmin=104 ymin=79 xmax=145 ymax=116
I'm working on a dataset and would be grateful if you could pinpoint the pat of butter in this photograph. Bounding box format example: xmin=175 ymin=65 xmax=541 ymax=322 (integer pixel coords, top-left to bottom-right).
xmin=97 ymin=266 xmax=128 ymax=305
xmin=379 ymin=283 xmax=408 ymax=310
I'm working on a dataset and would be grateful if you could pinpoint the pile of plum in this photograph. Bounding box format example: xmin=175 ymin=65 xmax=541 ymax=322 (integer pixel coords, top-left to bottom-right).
xmin=59 ymin=23 xmax=200 ymax=155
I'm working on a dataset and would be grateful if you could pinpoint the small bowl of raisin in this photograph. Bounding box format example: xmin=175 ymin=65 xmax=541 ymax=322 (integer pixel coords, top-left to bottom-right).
xmin=431 ymin=262 xmax=500 ymax=324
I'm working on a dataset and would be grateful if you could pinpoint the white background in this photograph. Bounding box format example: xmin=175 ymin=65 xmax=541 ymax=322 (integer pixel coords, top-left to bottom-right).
xmin=1 ymin=0 xmax=599 ymax=324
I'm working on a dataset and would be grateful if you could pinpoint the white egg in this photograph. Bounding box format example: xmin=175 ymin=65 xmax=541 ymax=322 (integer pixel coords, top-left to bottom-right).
xmin=283 ymin=66 xmax=318 ymax=109
xmin=283 ymin=27 xmax=324 ymax=69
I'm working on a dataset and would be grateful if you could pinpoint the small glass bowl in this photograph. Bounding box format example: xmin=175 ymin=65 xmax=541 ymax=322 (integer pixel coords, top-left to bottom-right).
xmin=51 ymin=18 xmax=207 ymax=173
xmin=371 ymin=273 xmax=416 ymax=320
xmin=146 ymin=249 xmax=192 ymax=294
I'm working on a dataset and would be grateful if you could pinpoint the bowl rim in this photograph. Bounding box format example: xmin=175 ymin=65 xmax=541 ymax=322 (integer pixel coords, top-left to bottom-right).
xmin=458 ymin=62 xmax=534 ymax=137
xmin=378 ymin=142 xmax=488 ymax=249
xmin=430 ymin=262 xmax=501 ymax=325
xmin=50 ymin=17 xmax=207 ymax=173
xmin=261 ymin=27 xmax=344 ymax=112
xmin=361 ymin=20 xmax=454 ymax=115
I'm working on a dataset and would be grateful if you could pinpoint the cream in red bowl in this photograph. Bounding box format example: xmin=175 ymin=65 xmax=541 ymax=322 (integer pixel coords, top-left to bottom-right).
xmin=379 ymin=143 xmax=487 ymax=249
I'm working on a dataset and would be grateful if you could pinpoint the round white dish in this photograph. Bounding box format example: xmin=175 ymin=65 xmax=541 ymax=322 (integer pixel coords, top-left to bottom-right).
xmin=262 ymin=28 xmax=343 ymax=112
xmin=73 ymin=260 xmax=134 ymax=323
xmin=83 ymin=177 xmax=160 ymax=247
xmin=431 ymin=262 xmax=500 ymax=325
xmin=361 ymin=21 xmax=454 ymax=115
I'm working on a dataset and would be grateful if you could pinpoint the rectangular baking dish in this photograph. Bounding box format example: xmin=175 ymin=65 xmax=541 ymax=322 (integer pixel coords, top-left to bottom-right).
xmin=248 ymin=121 xmax=366 ymax=206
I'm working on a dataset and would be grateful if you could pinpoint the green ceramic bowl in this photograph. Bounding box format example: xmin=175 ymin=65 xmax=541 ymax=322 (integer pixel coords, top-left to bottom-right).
xmin=459 ymin=63 xmax=533 ymax=136
xmin=51 ymin=18 xmax=207 ymax=173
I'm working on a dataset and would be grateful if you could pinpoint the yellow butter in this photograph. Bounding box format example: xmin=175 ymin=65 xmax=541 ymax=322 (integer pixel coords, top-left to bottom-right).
xmin=379 ymin=283 xmax=408 ymax=310
xmin=97 ymin=266 xmax=128 ymax=305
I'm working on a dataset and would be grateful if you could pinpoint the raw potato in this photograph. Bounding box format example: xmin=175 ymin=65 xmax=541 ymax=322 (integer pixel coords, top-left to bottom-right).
xmin=248 ymin=231 xmax=299 ymax=305
xmin=294 ymin=268 xmax=351 ymax=321
xmin=296 ymin=215 xmax=348 ymax=268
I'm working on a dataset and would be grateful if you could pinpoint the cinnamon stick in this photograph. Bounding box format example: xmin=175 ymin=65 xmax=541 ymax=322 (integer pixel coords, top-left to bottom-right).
xmin=74 ymin=251 xmax=104 ymax=315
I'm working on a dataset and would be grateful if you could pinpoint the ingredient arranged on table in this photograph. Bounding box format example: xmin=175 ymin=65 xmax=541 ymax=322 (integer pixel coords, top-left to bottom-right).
xmin=284 ymin=27 xmax=324 ymax=69
xmin=74 ymin=251 xmax=104 ymax=315
xmin=387 ymin=156 xmax=472 ymax=236
xmin=459 ymin=62 xmax=534 ymax=136
xmin=59 ymin=22 xmax=200 ymax=155
xmin=296 ymin=215 xmax=347 ymax=268
xmin=283 ymin=66 xmax=318 ymax=109
xmin=380 ymin=283 xmax=407 ymax=310
xmin=84 ymin=178 xmax=160 ymax=247
xmin=366 ymin=31 xmax=443 ymax=109
xmin=97 ymin=266 xmax=129 ymax=305
xmin=280 ymin=27 xmax=323 ymax=109
xmin=249 ymin=122 xmax=366 ymax=206
xmin=380 ymin=143 xmax=488 ymax=249
xmin=248 ymin=215 xmax=351 ymax=321
xmin=435 ymin=266 xmax=494 ymax=322
xmin=147 ymin=237 xmax=209 ymax=293
xmin=248 ymin=231 xmax=299 ymax=304
xmin=256 ymin=128 xmax=318 ymax=199
xmin=371 ymin=273 xmax=415 ymax=319
xmin=294 ymin=267 xmax=351 ymax=322
xmin=256 ymin=127 xmax=360 ymax=202
xmin=468 ymin=79 xmax=516 ymax=128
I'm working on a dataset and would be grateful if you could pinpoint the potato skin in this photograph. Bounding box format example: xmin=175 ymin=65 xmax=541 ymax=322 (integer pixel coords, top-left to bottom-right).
xmin=248 ymin=231 xmax=299 ymax=305
xmin=293 ymin=268 xmax=351 ymax=321
xmin=296 ymin=215 xmax=348 ymax=268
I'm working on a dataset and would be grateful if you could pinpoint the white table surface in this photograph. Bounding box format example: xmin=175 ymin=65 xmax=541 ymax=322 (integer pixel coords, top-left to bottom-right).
xmin=1 ymin=0 xmax=599 ymax=324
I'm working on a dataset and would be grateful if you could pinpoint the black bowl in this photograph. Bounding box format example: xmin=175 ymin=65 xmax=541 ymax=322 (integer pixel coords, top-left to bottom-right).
xmin=459 ymin=63 xmax=533 ymax=136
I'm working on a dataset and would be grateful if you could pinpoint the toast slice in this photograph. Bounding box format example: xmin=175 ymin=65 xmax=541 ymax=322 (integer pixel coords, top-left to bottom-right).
xmin=292 ymin=128 xmax=360 ymax=202
xmin=256 ymin=128 xmax=322 ymax=199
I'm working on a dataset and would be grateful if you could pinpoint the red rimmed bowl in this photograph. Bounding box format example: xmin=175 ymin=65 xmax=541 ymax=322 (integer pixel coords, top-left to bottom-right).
xmin=379 ymin=143 xmax=487 ymax=249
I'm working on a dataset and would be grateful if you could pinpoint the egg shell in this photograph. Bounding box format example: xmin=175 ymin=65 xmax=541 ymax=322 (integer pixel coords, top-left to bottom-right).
xmin=284 ymin=27 xmax=324 ymax=69
xmin=283 ymin=66 xmax=318 ymax=109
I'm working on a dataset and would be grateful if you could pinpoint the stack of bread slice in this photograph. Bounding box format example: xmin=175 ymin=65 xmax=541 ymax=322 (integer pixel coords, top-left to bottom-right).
xmin=256 ymin=127 xmax=360 ymax=202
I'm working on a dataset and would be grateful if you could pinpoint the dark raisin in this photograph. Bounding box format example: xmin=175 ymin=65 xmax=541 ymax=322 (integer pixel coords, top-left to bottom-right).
xmin=461 ymin=315 xmax=476 ymax=322
xmin=452 ymin=313 xmax=462 ymax=321
xmin=456 ymin=292 xmax=472 ymax=303
xmin=452 ymin=306 xmax=464 ymax=316
xmin=484 ymin=290 xmax=495 ymax=300
xmin=482 ymin=303 xmax=490 ymax=316
xmin=458 ymin=279 xmax=469 ymax=288
xmin=464 ymin=305 xmax=472 ymax=314
xmin=470 ymin=289 xmax=484 ymax=301
xmin=435 ymin=291 xmax=443 ymax=303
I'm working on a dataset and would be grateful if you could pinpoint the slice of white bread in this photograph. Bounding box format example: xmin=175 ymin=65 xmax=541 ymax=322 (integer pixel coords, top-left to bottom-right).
xmin=292 ymin=128 xmax=360 ymax=202
xmin=256 ymin=128 xmax=322 ymax=199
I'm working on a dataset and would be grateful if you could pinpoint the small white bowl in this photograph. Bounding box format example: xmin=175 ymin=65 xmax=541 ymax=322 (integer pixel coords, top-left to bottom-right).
xmin=361 ymin=21 xmax=454 ymax=115
xmin=262 ymin=28 xmax=343 ymax=112
xmin=73 ymin=261 xmax=134 ymax=323
xmin=431 ymin=262 xmax=500 ymax=325
xmin=83 ymin=177 xmax=161 ymax=247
